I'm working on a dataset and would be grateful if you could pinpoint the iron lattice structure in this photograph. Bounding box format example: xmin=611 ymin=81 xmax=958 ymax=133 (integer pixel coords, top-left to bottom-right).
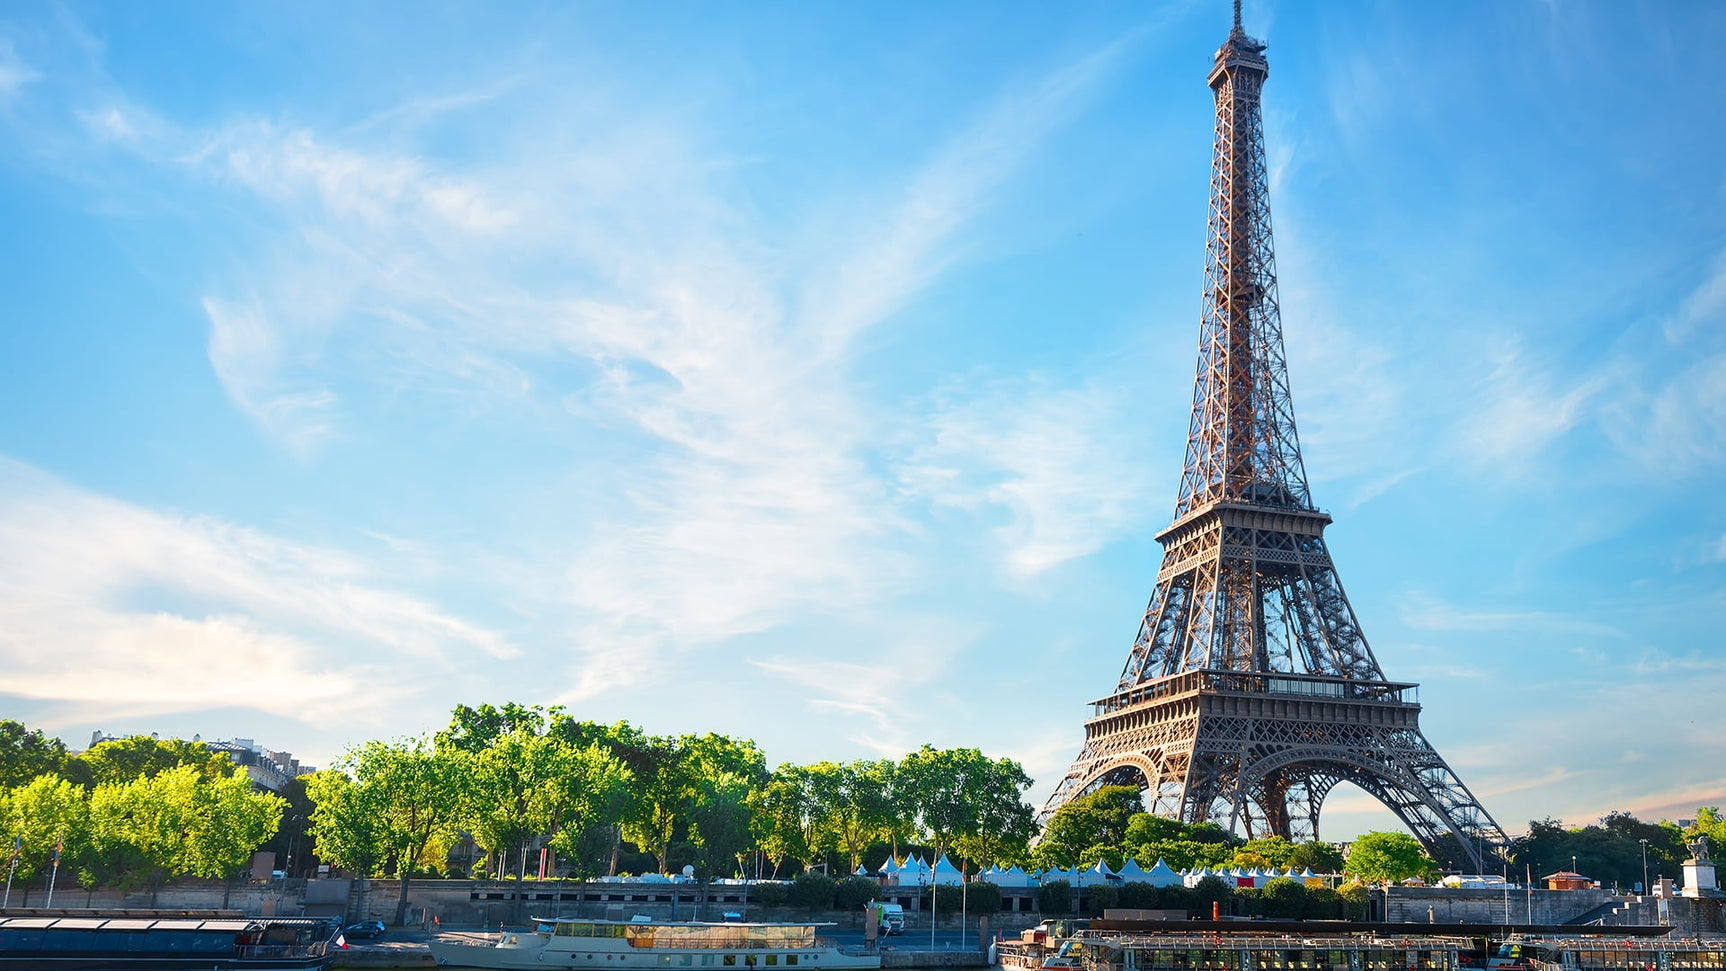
xmin=1042 ymin=8 xmax=1509 ymax=872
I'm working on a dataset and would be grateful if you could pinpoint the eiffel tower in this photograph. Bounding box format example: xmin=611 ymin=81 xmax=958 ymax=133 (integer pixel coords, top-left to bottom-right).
xmin=1041 ymin=4 xmax=1509 ymax=872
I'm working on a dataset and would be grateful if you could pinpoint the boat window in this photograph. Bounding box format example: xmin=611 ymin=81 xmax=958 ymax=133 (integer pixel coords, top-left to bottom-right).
xmin=725 ymin=956 xmax=736 ymax=966
xmin=680 ymin=956 xmax=693 ymax=966
xmin=787 ymin=957 xmax=798 ymax=966
xmin=767 ymin=956 xmax=778 ymax=966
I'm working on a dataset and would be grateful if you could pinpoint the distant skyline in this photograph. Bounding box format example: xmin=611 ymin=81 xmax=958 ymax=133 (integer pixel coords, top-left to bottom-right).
xmin=2 ymin=0 xmax=1723 ymax=844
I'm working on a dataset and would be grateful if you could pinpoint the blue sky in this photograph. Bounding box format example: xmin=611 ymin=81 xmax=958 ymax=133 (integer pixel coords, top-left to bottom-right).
xmin=1 ymin=0 xmax=1723 ymax=844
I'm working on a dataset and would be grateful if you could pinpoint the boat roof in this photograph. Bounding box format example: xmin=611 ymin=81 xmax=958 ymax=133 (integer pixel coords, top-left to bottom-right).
xmin=534 ymin=916 xmax=836 ymax=929
xmin=0 ymin=916 xmax=326 ymax=932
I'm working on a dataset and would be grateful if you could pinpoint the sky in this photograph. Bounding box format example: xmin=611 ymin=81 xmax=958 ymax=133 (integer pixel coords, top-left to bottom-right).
xmin=1 ymin=0 xmax=1723 ymax=845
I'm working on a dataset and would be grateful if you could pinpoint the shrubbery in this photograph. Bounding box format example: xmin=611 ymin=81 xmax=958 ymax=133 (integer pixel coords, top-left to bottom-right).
xmin=752 ymin=882 xmax=788 ymax=907
xmin=833 ymin=876 xmax=880 ymax=910
xmin=1038 ymin=879 xmax=1072 ymax=915
xmin=787 ymin=873 xmax=835 ymax=910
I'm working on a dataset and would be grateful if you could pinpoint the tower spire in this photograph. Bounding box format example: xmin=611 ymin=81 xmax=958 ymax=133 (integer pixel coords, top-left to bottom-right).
xmin=1039 ymin=9 xmax=1510 ymax=874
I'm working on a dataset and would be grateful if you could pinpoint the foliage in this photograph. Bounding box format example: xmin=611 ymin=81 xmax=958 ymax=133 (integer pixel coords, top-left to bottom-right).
xmin=1034 ymin=786 xmax=1142 ymax=870
xmin=0 ymin=720 xmax=69 ymax=788
xmin=1 ymin=773 xmax=87 ymax=879
xmin=304 ymin=769 xmax=384 ymax=875
xmin=753 ymin=881 xmax=789 ymax=907
xmin=900 ymin=745 xmax=1034 ymax=880
xmin=833 ymin=875 xmax=881 ymax=910
xmin=1338 ymin=882 xmax=1370 ymax=919
xmin=1081 ymin=882 xmax=1117 ymax=917
xmin=964 ymin=880 xmax=1002 ymax=914
xmin=88 ymin=765 xmax=282 ymax=883
xmin=1345 ymin=831 xmax=1436 ymax=884
xmin=1690 ymin=809 xmax=1726 ymax=855
xmin=72 ymin=736 xmax=234 ymax=788
xmin=787 ymin=871 xmax=835 ymax=910
xmin=1511 ymin=813 xmax=1685 ymax=891
xmin=1190 ymin=874 xmax=1232 ymax=911
xmin=1121 ymin=814 xmax=1239 ymax=872
xmin=1260 ymin=876 xmax=1306 ymax=918
xmin=1037 ymin=878 xmax=1072 ymax=915
xmin=1287 ymin=841 xmax=1346 ymax=874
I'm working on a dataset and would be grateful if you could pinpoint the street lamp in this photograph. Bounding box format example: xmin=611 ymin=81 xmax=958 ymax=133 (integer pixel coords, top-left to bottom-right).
xmin=1639 ymin=839 xmax=1650 ymax=896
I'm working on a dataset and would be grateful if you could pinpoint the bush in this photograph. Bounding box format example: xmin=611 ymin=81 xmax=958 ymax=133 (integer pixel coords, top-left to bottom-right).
xmin=1038 ymin=879 xmax=1072 ymax=915
xmin=1191 ymin=874 xmax=1232 ymax=912
xmin=966 ymin=881 xmax=1003 ymax=914
xmin=753 ymin=882 xmax=788 ymax=908
xmin=1304 ymin=887 xmax=1342 ymax=920
xmin=1231 ymin=886 xmax=1263 ymax=917
xmin=1082 ymin=883 xmax=1118 ymax=917
xmin=1154 ymin=884 xmax=1194 ymax=912
xmin=1338 ymin=883 xmax=1370 ymax=920
xmin=833 ymin=876 xmax=881 ymax=910
xmin=1117 ymin=881 xmax=1156 ymax=908
xmin=1261 ymin=877 xmax=1306 ymax=918
xmin=788 ymin=873 xmax=835 ymax=910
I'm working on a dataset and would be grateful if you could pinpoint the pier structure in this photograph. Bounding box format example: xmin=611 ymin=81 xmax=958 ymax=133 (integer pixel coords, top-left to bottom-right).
xmin=1041 ymin=2 xmax=1508 ymax=871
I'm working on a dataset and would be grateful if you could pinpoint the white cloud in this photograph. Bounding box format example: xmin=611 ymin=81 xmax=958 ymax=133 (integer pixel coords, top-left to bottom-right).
xmin=1396 ymin=590 xmax=1621 ymax=638
xmin=1450 ymin=338 xmax=1610 ymax=475
xmin=0 ymin=39 xmax=39 ymax=102
xmin=899 ymin=378 xmax=1158 ymax=577
xmin=0 ymin=460 xmax=512 ymax=724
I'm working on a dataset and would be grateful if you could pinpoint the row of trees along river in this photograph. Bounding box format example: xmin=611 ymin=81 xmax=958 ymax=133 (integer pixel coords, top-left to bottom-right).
xmin=3 ymin=706 xmax=1721 ymax=926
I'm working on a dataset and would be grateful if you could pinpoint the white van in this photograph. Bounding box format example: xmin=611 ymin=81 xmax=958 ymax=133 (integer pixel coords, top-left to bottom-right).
xmin=877 ymin=903 xmax=905 ymax=935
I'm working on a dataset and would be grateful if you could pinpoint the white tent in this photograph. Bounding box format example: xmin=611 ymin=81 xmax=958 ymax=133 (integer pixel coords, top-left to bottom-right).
xmin=1144 ymin=858 xmax=1184 ymax=888
xmin=878 ymin=855 xmax=901 ymax=876
xmin=932 ymin=854 xmax=964 ymax=886
xmin=992 ymin=865 xmax=1031 ymax=888
xmin=1115 ymin=858 xmax=1150 ymax=882
xmin=895 ymin=855 xmax=931 ymax=887
xmin=1085 ymin=859 xmax=1117 ymax=886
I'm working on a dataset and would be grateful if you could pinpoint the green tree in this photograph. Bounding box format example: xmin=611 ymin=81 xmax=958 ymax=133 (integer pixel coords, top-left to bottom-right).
xmin=0 ymin=720 xmax=69 ymax=788
xmin=1190 ymin=873 xmax=1232 ymax=914
xmin=1345 ymin=831 xmax=1435 ymax=884
xmin=466 ymin=729 xmax=563 ymax=881
xmin=333 ymin=738 xmax=468 ymax=925
xmin=1689 ymin=808 xmax=1726 ymax=855
xmin=1231 ymin=836 xmax=1296 ymax=869
xmin=1287 ymin=841 xmax=1346 ymax=874
xmin=71 ymin=735 xmax=233 ymax=787
xmin=1260 ymin=876 xmax=1307 ymax=918
xmin=619 ymin=734 xmax=692 ymax=875
xmin=304 ymin=768 xmax=385 ymax=876
xmin=1035 ymin=786 xmax=1142 ymax=870
xmin=951 ymin=757 xmax=1035 ymax=872
xmin=754 ymin=764 xmax=822 ymax=876
xmin=1037 ymin=879 xmax=1072 ymax=915
xmin=809 ymin=760 xmax=896 ymax=874
xmin=690 ymin=771 xmax=754 ymax=885
xmin=544 ymin=742 xmax=634 ymax=880
xmin=901 ymin=745 xmax=1032 ymax=881
xmin=1 ymin=773 xmax=87 ymax=881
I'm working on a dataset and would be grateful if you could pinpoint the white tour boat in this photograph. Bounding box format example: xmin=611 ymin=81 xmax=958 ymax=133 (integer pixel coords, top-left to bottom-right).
xmin=429 ymin=917 xmax=882 ymax=971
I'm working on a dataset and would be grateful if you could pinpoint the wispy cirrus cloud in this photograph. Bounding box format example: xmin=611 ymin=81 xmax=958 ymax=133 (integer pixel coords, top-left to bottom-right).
xmin=898 ymin=377 xmax=1161 ymax=578
xmin=0 ymin=459 xmax=511 ymax=726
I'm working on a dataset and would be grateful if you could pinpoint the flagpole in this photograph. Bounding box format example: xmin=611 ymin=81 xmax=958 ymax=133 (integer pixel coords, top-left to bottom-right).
xmin=3 ymin=833 xmax=20 ymax=909
xmin=45 ymin=830 xmax=64 ymax=908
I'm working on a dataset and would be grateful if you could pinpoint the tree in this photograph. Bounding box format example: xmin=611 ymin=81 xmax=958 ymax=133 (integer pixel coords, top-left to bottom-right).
xmin=754 ymin=764 xmax=822 ymax=876
xmin=1231 ymin=836 xmax=1297 ymax=869
xmin=1190 ymin=874 xmax=1232 ymax=913
xmin=71 ymin=735 xmax=233 ymax=787
xmin=0 ymin=720 xmax=69 ymax=788
xmin=809 ymin=761 xmax=896 ymax=874
xmin=1037 ymin=879 xmax=1072 ymax=915
xmin=544 ymin=743 xmax=634 ymax=880
xmin=951 ymin=757 xmax=1035 ymax=872
xmin=1260 ymin=876 xmax=1307 ymax=918
xmin=1345 ymin=831 xmax=1435 ymax=884
xmin=1689 ymin=808 xmax=1726 ymax=855
xmin=1035 ymin=786 xmax=1142 ymax=870
xmin=304 ymin=768 xmax=385 ymax=877
xmin=619 ymin=735 xmax=692 ymax=875
xmin=900 ymin=745 xmax=1032 ymax=880
xmin=334 ymin=738 xmax=468 ymax=925
xmin=690 ymin=771 xmax=754 ymax=885
xmin=88 ymin=765 xmax=281 ymax=902
xmin=1287 ymin=841 xmax=1346 ymax=874
xmin=1 ymin=773 xmax=86 ymax=881
xmin=465 ymin=729 xmax=563 ymax=881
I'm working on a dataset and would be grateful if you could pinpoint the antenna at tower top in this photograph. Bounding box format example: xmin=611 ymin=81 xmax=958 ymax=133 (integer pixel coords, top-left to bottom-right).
xmin=1233 ymin=0 xmax=1242 ymax=31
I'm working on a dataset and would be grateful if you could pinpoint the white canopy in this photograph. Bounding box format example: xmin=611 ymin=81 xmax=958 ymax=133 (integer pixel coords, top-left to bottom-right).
xmin=931 ymin=854 xmax=964 ymax=886
xmin=878 ymin=856 xmax=901 ymax=874
xmin=991 ymin=865 xmax=1031 ymax=888
xmin=1115 ymin=858 xmax=1149 ymax=881
xmin=1144 ymin=858 xmax=1183 ymax=888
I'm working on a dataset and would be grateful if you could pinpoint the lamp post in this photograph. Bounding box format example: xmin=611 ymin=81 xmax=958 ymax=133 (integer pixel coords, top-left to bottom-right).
xmin=1639 ymin=839 xmax=1650 ymax=896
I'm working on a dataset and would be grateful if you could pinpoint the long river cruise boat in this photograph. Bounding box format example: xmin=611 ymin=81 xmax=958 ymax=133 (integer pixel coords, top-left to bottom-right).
xmin=0 ymin=913 xmax=338 ymax=970
xmin=429 ymin=917 xmax=882 ymax=971
xmin=998 ymin=928 xmax=1726 ymax=971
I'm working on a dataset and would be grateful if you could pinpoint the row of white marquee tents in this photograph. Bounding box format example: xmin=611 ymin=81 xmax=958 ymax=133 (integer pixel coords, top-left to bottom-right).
xmin=861 ymin=855 xmax=1331 ymax=889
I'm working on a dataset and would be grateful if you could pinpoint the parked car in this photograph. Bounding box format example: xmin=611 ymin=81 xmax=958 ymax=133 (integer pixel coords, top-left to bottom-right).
xmin=343 ymin=920 xmax=386 ymax=940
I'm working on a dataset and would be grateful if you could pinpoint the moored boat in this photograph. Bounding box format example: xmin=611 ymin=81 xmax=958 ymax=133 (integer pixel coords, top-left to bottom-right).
xmin=0 ymin=913 xmax=338 ymax=970
xmin=429 ymin=917 xmax=881 ymax=971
